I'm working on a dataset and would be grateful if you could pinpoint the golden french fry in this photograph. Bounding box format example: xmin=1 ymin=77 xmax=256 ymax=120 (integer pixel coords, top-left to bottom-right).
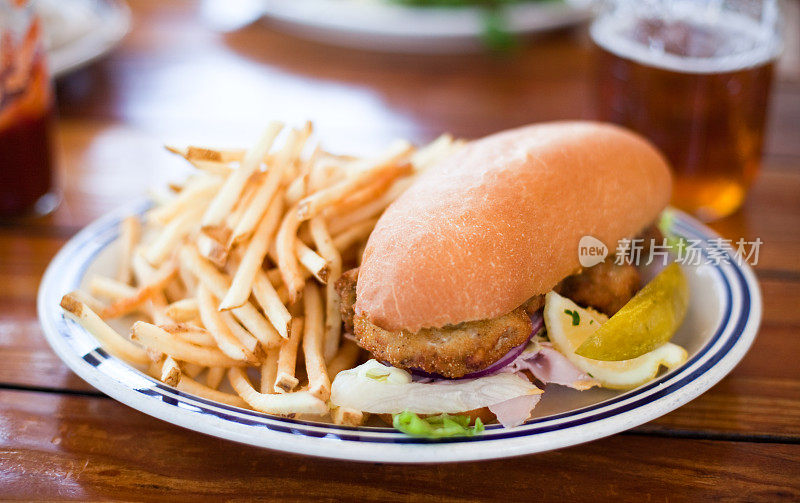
xmin=229 ymin=170 xmax=281 ymax=246
xmin=145 ymin=347 xmax=163 ymax=364
xmin=186 ymin=146 xmax=246 ymax=163
xmin=66 ymin=290 xmax=107 ymax=314
xmin=252 ymin=269 xmax=291 ymax=339
xmin=228 ymin=368 xmax=328 ymax=416
xmin=201 ymin=122 xmax=283 ymax=228
xmin=147 ymin=360 xmax=163 ymax=380
xmin=296 ymin=140 xmax=412 ymax=221
xmin=100 ymin=261 xmax=178 ymax=319
xmin=206 ymin=366 xmax=226 ymax=390
xmin=159 ymin=323 xmax=216 ymax=347
xmin=284 ymin=172 xmax=308 ymax=206
xmin=220 ymin=311 xmax=262 ymax=358
xmin=309 ymin=217 xmax=343 ymax=362
xmin=131 ymin=321 xmax=246 ymax=367
xmin=166 ymin=145 xmax=246 ymax=163
xmin=302 ymin=282 xmax=331 ymax=401
xmin=177 ymin=375 xmax=249 ymax=408
xmin=279 ymin=122 xmax=313 ymax=185
xmin=60 ymin=293 xmax=150 ymax=366
xmin=178 ymin=258 xmax=198 ymax=293
xmin=197 ymin=172 xmax=261 ymax=267
xmin=223 ymin=171 xmax=263 ymax=244
xmin=182 ymin=362 xmax=205 ymax=379
xmin=165 ymin=298 xmax=199 ymax=322
xmin=275 ymin=317 xmax=303 ymax=393
xmin=196 ymin=232 xmax=229 ymax=268
xmin=409 ymin=133 xmax=461 ymax=171
xmin=332 ymin=218 xmax=379 ymax=253
xmin=163 ymin=277 xmax=186 ymax=304
xmin=164 ymin=144 xmax=187 ymax=157
xmin=220 ymin=196 xmax=283 ymax=310
xmin=131 ymin=253 xmax=171 ymax=326
xmin=88 ymin=275 xmax=138 ymax=301
xmin=294 ymin=240 xmax=329 ymax=284
xmin=232 ymin=128 xmax=309 ymax=244
xmin=186 ymin=160 xmax=234 ymax=177
xmin=132 ymin=248 xmax=154 ymax=284
xmin=147 ymin=176 xmax=221 ymax=226
xmin=261 ymin=350 xmax=279 ymax=394
xmin=180 ymin=245 xmax=281 ymax=348
xmin=308 ymin=156 xmax=346 ymax=193
xmin=275 ymin=204 xmax=305 ymax=303
xmin=326 ymin=177 xmax=412 ymax=235
xmin=144 ymin=204 xmax=203 ymax=266
xmin=160 ymin=356 xmax=182 ymax=386
xmin=197 ymin=285 xmax=260 ymax=364
xmin=331 ymin=406 xmax=367 ymax=426
xmin=267 ymin=240 xmax=322 ymax=284
xmin=117 ymin=216 xmax=141 ymax=285
xmin=323 ymin=167 xmax=406 ymax=220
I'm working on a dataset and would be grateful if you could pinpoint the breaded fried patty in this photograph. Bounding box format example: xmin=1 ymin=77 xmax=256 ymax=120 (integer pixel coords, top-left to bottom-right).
xmin=335 ymin=268 xmax=359 ymax=333
xmin=555 ymin=261 xmax=640 ymax=315
xmin=352 ymin=308 xmax=533 ymax=378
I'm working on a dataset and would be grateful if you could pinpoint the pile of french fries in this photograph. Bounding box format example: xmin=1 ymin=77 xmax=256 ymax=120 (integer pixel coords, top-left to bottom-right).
xmin=60 ymin=121 xmax=462 ymax=425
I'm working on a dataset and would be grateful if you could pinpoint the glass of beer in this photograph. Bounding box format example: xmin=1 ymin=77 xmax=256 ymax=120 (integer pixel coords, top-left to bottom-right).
xmin=591 ymin=0 xmax=782 ymax=221
xmin=0 ymin=0 xmax=58 ymax=219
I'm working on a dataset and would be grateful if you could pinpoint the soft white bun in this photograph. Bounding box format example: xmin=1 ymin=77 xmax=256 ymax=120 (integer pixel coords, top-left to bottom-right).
xmin=355 ymin=122 xmax=672 ymax=332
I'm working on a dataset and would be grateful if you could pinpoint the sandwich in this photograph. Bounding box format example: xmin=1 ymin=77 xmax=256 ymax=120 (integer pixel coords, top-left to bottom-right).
xmin=329 ymin=121 xmax=685 ymax=432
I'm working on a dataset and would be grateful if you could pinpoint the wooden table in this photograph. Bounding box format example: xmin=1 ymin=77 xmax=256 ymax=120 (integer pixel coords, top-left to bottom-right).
xmin=2 ymin=1 xmax=799 ymax=500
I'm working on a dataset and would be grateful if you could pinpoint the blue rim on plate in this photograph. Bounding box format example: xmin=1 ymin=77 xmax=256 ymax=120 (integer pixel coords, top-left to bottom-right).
xmin=37 ymin=202 xmax=762 ymax=463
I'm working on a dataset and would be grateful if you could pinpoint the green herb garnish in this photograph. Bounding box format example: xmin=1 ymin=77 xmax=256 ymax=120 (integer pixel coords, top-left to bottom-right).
xmin=481 ymin=8 xmax=516 ymax=51
xmin=392 ymin=411 xmax=485 ymax=438
xmin=564 ymin=309 xmax=580 ymax=326
xmin=391 ymin=0 xmax=533 ymax=51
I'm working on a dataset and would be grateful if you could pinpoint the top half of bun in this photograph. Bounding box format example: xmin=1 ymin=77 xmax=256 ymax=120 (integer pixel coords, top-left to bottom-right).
xmin=354 ymin=121 xmax=672 ymax=333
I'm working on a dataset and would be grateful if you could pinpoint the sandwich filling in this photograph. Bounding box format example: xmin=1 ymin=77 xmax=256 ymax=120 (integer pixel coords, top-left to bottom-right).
xmin=337 ymin=258 xmax=642 ymax=378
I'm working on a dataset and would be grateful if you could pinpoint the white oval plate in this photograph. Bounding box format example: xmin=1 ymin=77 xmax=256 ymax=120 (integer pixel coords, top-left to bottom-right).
xmin=38 ymin=202 xmax=761 ymax=463
xmin=38 ymin=0 xmax=131 ymax=78
xmin=261 ymin=0 xmax=594 ymax=53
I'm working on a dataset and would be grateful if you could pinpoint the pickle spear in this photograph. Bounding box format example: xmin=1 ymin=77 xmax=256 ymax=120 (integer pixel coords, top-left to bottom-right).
xmin=574 ymin=263 xmax=689 ymax=362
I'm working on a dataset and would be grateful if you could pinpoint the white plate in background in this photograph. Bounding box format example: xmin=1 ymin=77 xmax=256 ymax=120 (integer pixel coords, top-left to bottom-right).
xmin=260 ymin=0 xmax=594 ymax=53
xmin=38 ymin=0 xmax=131 ymax=78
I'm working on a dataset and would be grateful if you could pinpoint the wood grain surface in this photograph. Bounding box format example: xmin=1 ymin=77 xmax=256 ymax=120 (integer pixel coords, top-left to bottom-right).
xmin=1 ymin=0 xmax=798 ymax=500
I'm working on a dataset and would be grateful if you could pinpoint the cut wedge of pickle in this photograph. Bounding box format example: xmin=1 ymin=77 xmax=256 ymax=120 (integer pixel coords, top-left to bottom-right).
xmin=575 ymin=262 xmax=689 ymax=361
xmin=543 ymin=291 xmax=687 ymax=390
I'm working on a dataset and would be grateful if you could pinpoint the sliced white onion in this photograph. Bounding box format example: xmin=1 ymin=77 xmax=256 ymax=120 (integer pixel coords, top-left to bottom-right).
xmin=331 ymin=360 xmax=542 ymax=415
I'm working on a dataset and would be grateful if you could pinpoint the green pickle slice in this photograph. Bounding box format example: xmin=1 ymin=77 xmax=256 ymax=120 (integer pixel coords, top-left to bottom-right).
xmin=574 ymin=263 xmax=689 ymax=361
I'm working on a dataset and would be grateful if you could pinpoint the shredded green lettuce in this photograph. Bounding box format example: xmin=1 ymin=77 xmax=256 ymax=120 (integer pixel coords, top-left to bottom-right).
xmin=658 ymin=212 xmax=688 ymax=254
xmin=392 ymin=411 xmax=485 ymax=438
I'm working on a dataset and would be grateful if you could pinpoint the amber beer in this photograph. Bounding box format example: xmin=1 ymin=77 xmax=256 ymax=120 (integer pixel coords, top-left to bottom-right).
xmin=591 ymin=4 xmax=780 ymax=221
